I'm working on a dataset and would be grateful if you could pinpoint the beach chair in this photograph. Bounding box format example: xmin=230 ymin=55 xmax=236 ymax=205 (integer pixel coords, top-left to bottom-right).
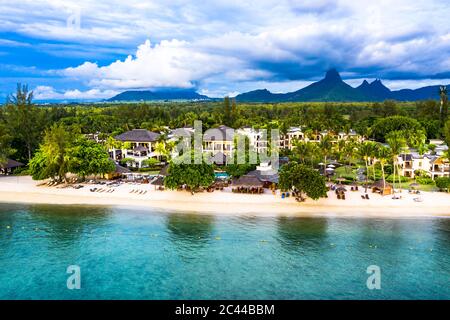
xmin=365 ymin=194 xmax=369 ymax=200
xmin=361 ymin=195 xmax=365 ymax=199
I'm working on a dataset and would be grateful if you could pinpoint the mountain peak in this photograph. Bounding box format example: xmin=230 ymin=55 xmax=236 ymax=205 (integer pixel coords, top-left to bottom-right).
xmin=324 ymin=68 xmax=342 ymax=82
xmin=369 ymin=79 xmax=391 ymax=93
xmin=358 ymin=80 xmax=370 ymax=89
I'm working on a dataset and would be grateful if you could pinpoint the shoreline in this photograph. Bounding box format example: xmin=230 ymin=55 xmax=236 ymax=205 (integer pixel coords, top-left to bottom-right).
xmin=0 ymin=176 xmax=449 ymax=218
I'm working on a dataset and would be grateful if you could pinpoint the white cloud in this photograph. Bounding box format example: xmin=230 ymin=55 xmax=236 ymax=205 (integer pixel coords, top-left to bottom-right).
xmin=1 ymin=0 xmax=449 ymax=97
xmin=61 ymin=39 xmax=247 ymax=90
xmin=33 ymin=85 xmax=118 ymax=100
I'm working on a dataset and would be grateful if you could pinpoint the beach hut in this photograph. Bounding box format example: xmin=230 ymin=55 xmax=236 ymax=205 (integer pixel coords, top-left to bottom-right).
xmin=151 ymin=176 xmax=165 ymax=190
xmin=0 ymin=159 xmax=24 ymax=175
xmin=371 ymin=180 xmax=393 ymax=195
xmin=232 ymin=175 xmax=264 ymax=194
xmin=247 ymin=169 xmax=279 ymax=188
xmin=105 ymin=163 xmax=131 ymax=180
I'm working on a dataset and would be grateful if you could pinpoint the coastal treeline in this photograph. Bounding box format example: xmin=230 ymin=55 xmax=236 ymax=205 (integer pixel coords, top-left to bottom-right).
xmin=0 ymin=83 xmax=449 ymax=193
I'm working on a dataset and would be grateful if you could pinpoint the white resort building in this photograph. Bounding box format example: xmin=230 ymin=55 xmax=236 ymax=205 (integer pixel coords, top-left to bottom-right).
xmin=109 ymin=129 xmax=161 ymax=168
xmin=202 ymin=125 xmax=235 ymax=163
xmin=397 ymin=151 xmax=449 ymax=180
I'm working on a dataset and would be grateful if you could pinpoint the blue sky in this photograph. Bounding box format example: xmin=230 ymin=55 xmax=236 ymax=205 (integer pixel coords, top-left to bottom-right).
xmin=0 ymin=0 xmax=449 ymax=100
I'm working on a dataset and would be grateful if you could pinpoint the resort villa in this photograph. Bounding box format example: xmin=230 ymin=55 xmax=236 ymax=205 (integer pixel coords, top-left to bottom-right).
xmin=202 ymin=125 xmax=235 ymax=164
xmin=280 ymin=127 xmax=363 ymax=150
xmin=397 ymin=140 xmax=450 ymax=180
xmin=105 ymin=125 xmax=449 ymax=183
xmin=236 ymin=127 xmax=269 ymax=154
xmin=110 ymin=129 xmax=161 ymax=168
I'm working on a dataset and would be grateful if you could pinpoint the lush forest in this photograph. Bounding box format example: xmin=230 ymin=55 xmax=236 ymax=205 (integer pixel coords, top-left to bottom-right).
xmin=0 ymin=84 xmax=449 ymax=193
xmin=0 ymin=85 xmax=448 ymax=164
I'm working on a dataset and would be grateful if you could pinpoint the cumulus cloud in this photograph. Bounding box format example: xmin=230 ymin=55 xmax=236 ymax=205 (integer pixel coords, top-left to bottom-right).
xmin=60 ymin=39 xmax=250 ymax=89
xmin=1 ymin=0 xmax=450 ymax=97
xmin=33 ymin=85 xmax=118 ymax=100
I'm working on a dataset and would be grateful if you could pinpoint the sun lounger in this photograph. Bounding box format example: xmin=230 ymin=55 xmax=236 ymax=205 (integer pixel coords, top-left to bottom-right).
xmin=361 ymin=195 xmax=365 ymax=199
xmin=365 ymin=194 xmax=369 ymax=200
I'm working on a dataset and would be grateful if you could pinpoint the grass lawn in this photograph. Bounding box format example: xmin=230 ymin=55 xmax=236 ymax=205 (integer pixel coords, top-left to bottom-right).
xmin=334 ymin=165 xmax=358 ymax=180
xmin=393 ymin=181 xmax=438 ymax=192
xmin=333 ymin=165 xmax=438 ymax=192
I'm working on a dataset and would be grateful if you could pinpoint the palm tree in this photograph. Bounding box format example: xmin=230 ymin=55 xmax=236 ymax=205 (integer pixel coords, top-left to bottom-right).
xmin=386 ymin=131 xmax=407 ymax=193
xmin=439 ymin=86 xmax=448 ymax=127
xmin=343 ymin=139 xmax=357 ymax=173
xmin=357 ymin=141 xmax=376 ymax=192
xmin=334 ymin=139 xmax=346 ymax=165
xmin=154 ymin=141 xmax=168 ymax=161
xmin=319 ymin=135 xmax=333 ymax=170
xmin=376 ymin=144 xmax=391 ymax=194
xmin=293 ymin=140 xmax=309 ymax=164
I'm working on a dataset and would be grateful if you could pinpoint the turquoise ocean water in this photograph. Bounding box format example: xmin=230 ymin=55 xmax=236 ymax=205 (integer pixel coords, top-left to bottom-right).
xmin=0 ymin=203 xmax=449 ymax=299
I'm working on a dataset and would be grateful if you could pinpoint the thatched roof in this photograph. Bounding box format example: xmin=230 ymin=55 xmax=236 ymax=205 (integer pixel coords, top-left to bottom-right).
xmin=204 ymin=125 xmax=234 ymax=141
xmin=115 ymin=129 xmax=160 ymax=142
xmin=247 ymin=170 xmax=279 ymax=184
xmin=232 ymin=174 xmax=264 ymax=187
xmin=114 ymin=163 xmax=131 ymax=174
xmin=151 ymin=176 xmax=164 ymax=186
xmin=0 ymin=159 xmax=24 ymax=169
xmin=372 ymin=180 xmax=392 ymax=189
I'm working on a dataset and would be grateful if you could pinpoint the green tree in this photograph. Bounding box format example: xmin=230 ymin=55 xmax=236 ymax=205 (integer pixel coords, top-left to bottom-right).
xmin=435 ymin=177 xmax=450 ymax=192
xmin=357 ymin=141 xmax=377 ymax=192
xmin=164 ymin=161 xmax=215 ymax=194
xmin=29 ymin=124 xmax=75 ymax=181
xmin=223 ymin=96 xmax=231 ymax=126
xmin=370 ymin=116 xmax=424 ymax=142
xmin=439 ymin=86 xmax=448 ymax=128
xmin=386 ymin=131 xmax=407 ymax=192
xmin=319 ymin=135 xmax=333 ymax=169
xmin=68 ymin=136 xmax=115 ymax=180
xmin=278 ymin=162 xmax=327 ymax=200
xmin=376 ymin=144 xmax=391 ymax=193
xmin=0 ymin=124 xmax=15 ymax=166
xmin=6 ymin=84 xmax=45 ymax=161
xmin=444 ymin=119 xmax=450 ymax=147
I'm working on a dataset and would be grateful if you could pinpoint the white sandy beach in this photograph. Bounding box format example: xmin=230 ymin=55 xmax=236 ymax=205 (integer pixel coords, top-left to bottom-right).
xmin=0 ymin=175 xmax=449 ymax=218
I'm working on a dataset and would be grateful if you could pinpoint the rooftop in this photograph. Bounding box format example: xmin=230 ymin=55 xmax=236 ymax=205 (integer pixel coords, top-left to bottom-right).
xmin=204 ymin=125 xmax=234 ymax=141
xmin=115 ymin=129 xmax=160 ymax=142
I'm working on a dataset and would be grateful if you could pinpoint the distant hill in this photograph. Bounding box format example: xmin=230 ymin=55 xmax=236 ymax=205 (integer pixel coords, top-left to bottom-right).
xmin=283 ymin=69 xmax=367 ymax=102
xmin=108 ymin=89 xmax=210 ymax=101
xmin=235 ymin=69 xmax=447 ymax=102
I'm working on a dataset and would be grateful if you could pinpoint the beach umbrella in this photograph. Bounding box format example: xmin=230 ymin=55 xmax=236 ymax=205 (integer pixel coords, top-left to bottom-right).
xmin=327 ymin=164 xmax=336 ymax=168
xmin=325 ymin=168 xmax=334 ymax=171
xmin=409 ymin=183 xmax=419 ymax=187
xmin=318 ymin=162 xmax=324 ymax=166
xmin=336 ymin=186 xmax=347 ymax=192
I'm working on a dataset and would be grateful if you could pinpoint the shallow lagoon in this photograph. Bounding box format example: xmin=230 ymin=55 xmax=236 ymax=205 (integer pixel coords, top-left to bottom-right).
xmin=0 ymin=203 xmax=449 ymax=299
